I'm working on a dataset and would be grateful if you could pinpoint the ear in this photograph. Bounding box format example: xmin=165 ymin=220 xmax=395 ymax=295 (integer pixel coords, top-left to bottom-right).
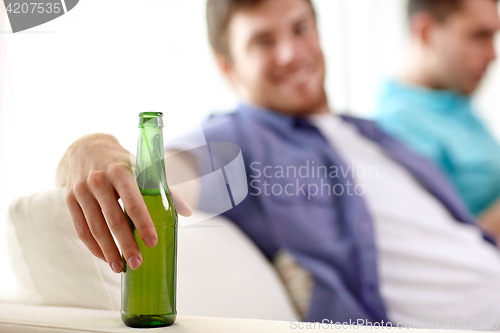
xmin=409 ymin=12 xmax=437 ymax=46
xmin=215 ymin=53 xmax=237 ymax=85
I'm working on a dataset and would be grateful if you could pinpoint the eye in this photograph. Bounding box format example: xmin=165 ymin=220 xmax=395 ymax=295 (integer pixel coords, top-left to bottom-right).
xmin=471 ymin=29 xmax=493 ymax=41
xmin=256 ymin=37 xmax=274 ymax=48
xmin=295 ymin=22 xmax=309 ymax=35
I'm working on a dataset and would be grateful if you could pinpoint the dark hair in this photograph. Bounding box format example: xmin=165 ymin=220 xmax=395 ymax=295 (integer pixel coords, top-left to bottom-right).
xmin=206 ymin=0 xmax=315 ymax=59
xmin=408 ymin=0 xmax=498 ymax=23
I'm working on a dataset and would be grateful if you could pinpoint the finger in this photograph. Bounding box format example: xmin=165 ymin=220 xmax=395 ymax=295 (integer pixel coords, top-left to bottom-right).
xmin=170 ymin=186 xmax=193 ymax=217
xmin=109 ymin=164 xmax=158 ymax=246
xmin=88 ymin=171 xmax=149 ymax=271
xmin=65 ymin=191 xmax=106 ymax=262
xmin=74 ymin=182 xmax=130 ymax=273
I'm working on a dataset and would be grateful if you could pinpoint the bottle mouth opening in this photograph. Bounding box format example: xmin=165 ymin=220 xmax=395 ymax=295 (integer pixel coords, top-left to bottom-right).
xmin=139 ymin=112 xmax=163 ymax=118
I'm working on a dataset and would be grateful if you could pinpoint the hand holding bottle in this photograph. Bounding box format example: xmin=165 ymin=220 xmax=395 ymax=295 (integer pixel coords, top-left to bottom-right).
xmin=55 ymin=133 xmax=193 ymax=274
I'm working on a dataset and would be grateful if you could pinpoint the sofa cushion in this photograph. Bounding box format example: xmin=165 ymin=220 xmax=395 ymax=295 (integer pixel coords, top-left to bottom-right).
xmin=5 ymin=187 xmax=297 ymax=320
xmin=6 ymin=188 xmax=121 ymax=310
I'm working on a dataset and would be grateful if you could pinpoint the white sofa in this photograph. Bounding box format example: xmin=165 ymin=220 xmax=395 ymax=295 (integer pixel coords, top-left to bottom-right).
xmin=1 ymin=188 xmax=299 ymax=332
xmin=1 ymin=189 xmax=489 ymax=333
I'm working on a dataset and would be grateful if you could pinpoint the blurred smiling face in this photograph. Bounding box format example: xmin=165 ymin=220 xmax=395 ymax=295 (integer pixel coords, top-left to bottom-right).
xmin=429 ymin=0 xmax=500 ymax=94
xmin=222 ymin=0 xmax=327 ymax=115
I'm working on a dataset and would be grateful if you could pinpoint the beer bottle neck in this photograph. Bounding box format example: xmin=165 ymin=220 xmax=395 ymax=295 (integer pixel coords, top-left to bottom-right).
xmin=136 ymin=112 xmax=168 ymax=192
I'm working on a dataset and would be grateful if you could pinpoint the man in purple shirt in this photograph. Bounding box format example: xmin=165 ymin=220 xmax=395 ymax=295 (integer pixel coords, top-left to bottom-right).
xmin=56 ymin=0 xmax=500 ymax=326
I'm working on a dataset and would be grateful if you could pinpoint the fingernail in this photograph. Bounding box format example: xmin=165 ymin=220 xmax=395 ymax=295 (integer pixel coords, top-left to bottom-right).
xmin=128 ymin=256 xmax=141 ymax=270
xmin=111 ymin=261 xmax=122 ymax=273
xmin=143 ymin=237 xmax=157 ymax=248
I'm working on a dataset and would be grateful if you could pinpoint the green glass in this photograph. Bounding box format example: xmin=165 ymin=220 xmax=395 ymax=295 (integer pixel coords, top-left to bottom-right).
xmin=121 ymin=112 xmax=178 ymax=328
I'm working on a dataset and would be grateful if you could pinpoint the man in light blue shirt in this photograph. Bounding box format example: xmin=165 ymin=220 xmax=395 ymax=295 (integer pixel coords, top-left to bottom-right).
xmin=376 ymin=0 xmax=500 ymax=235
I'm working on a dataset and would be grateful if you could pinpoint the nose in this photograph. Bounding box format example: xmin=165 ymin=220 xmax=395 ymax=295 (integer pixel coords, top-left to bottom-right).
xmin=275 ymin=37 xmax=299 ymax=66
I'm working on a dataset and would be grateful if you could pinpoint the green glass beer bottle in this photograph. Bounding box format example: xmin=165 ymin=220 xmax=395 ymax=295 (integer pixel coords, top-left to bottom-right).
xmin=121 ymin=112 xmax=178 ymax=328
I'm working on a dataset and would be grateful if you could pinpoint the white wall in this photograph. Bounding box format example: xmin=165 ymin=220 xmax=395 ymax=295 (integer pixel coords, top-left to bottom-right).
xmin=1 ymin=0 xmax=499 ymax=296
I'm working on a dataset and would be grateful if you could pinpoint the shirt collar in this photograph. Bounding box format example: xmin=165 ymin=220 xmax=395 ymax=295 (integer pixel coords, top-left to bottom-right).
xmin=238 ymin=101 xmax=382 ymax=140
xmin=238 ymin=101 xmax=314 ymax=130
xmin=380 ymin=79 xmax=472 ymax=114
